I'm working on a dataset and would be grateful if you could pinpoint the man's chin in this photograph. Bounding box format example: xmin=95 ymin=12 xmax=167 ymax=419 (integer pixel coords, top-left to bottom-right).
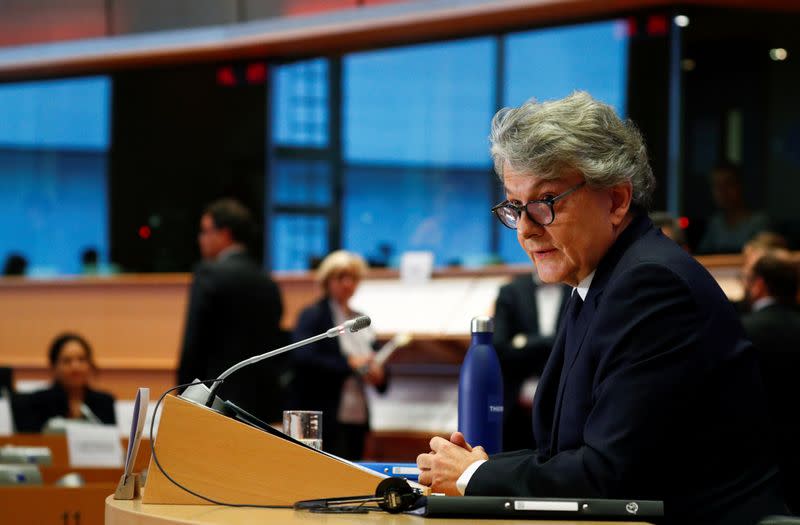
xmin=532 ymin=265 xmax=563 ymax=285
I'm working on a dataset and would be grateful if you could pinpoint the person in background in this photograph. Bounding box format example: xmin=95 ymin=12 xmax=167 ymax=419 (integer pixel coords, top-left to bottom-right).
xmin=741 ymin=253 xmax=800 ymax=514
xmin=416 ymin=92 xmax=785 ymax=525
xmin=493 ymin=273 xmax=569 ymax=451
xmin=14 ymin=333 xmax=116 ymax=432
xmin=289 ymin=250 xmax=387 ymax=460
xmin=696 ymin=162 xmax=770 ymax=254
xmin=177 ymin=199 xmax=285 ymax=424
xmin=3 ymin=253 xmax=27 ymax=276
xmin=81 ymin=248 xmax=99 ymax=275
xmin=734 ymin=232 xmax=789 ymax=314
xmin=650 ymin=211 xmax=688 ymax=251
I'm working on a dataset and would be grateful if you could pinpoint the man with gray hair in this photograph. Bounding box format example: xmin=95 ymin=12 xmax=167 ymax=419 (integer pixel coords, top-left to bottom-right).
xmin=417 ymin=92 xmax=785 ymax=524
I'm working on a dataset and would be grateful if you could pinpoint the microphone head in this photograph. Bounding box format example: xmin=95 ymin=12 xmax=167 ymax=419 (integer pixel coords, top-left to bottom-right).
xmin=345 ymin=315 xmax=371 ymax=333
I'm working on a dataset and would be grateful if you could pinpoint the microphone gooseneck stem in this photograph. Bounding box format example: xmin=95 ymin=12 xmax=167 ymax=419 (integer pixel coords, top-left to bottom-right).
xmin=204 ymin=328 xmax=343 ymax=407
xmin=202 ymin=315 xmax=370 ymax=408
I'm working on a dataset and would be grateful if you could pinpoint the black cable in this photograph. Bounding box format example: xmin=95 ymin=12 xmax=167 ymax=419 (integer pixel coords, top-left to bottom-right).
xmin=148 ymin=380 xmax=292 ymax=509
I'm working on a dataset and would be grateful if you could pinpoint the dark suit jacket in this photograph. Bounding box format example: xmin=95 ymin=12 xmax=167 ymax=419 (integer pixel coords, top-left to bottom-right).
xmin=289 ymin=297 xmax=385 ymax=450
xmin=493 ymin=274 xmax=570 ymax=450
xmin=12 ymin=382 xmax=116 ymax=432
xmin=742 ymin=302 xmax=800 ymax=513
xmin=468 ymin=213 xmax=785 ymax=525
xmin=177 ymin=251 xmax=285 ymax=422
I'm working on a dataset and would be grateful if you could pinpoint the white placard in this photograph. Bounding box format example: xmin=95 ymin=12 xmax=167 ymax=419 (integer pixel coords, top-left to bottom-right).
xmin=0 ymin=398 xmax=12 ymax=436
xmin=66 ymin=422 xmax=124 ymax=467
xmin=399 ymin=251 xmax=434 ymax=284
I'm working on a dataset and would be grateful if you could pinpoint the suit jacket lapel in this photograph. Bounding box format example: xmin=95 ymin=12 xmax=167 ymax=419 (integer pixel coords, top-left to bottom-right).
xmin=531 ymin=308 xmax=568 ymax=453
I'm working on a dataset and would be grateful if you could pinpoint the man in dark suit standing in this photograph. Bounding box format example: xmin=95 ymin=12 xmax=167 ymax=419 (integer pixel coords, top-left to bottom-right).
xmin=742 ymin=252 xmax=800 ymax=513
xmin=493 ymin=273 xmax=569 ymax=451
xmin=417 ymin=92 xmax=785 ymax=525
xmin=177 ymin=199 xmax=285 ymax=423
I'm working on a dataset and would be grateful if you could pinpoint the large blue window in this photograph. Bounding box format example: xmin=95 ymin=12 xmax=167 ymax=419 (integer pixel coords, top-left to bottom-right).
xmin=268 ymin=58 xmax=332 ymax=271
xmin=343 ymin=37 xmax=497 ymax=267
xmin=0 ymin=76 xmax=111 ymax=276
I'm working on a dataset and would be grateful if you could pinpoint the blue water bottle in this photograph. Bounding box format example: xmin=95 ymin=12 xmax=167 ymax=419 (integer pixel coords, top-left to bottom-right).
xmin=458 ymin=316 xmax=504 ymax=454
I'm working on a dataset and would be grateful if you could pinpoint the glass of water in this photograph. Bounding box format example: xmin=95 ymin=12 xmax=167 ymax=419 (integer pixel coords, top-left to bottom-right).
xmin=282 ymin=410 xmax=322 ymax=450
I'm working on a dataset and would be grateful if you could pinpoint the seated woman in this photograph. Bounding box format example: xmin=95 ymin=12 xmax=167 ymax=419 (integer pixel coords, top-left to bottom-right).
xmin=289 ymin=250 xmax=387 ymax=460
xmin=14 ymin=333 xmax=116 ymax=432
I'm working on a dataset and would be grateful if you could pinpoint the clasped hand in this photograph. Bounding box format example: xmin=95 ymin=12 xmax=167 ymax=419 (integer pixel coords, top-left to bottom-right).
xmin=416 ymin=431 xmax=489 ymax=495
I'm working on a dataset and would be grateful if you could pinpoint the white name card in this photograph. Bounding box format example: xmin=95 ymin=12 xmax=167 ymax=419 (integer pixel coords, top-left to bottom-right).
xmin=0 ymin=398 xmax=12 ymax=436
xmin=400 ymin=251 xmax=434 ymax=284
xmin=66 ymin=422 xmax=124 ymax=467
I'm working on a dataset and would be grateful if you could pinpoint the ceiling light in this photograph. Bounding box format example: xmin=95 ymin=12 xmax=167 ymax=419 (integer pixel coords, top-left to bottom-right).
xmin=770 ymin=48 xmax=788 ymax=61
xmin=674 ymin=15 xmax=690 ymax=28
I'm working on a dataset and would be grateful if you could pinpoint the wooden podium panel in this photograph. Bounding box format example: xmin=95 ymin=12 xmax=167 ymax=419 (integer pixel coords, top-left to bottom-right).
xmin=0 ymin=485 xmax=114 ymax=525
xmin=143 ymin=395 xmax=385 ymax=506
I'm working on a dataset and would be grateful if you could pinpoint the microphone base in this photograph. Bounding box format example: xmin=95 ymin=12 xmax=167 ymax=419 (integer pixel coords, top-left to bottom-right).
xmin=179 ymin=381 xmax=227 ymax=413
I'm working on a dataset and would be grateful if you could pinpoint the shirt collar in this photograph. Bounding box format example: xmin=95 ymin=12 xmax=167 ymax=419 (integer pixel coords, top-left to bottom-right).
xmin=574 ymin=270 xmax=596 ymax=301
xmin=216 ymin=244 xmax=245 ymax=262
xmin=752 ymin=296 xmax=777 ymax=312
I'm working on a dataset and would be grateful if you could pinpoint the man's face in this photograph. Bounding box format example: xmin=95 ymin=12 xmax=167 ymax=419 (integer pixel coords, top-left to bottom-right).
xmin=198 ymin=213 xmax=229 ymax=260
xmin=503 ymin=163 xmax=629 ymax=286
xmin=711 ymin=169 xmax=742 ymax=210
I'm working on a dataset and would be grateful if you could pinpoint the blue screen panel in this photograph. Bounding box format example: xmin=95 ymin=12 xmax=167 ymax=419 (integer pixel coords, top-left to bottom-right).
xmin=0 ymin=150 xmax=108 ymax=276
xmin=271 ymin=214 xmax=328 ymax=271
xmin=504 ymin=19 xmax=629 ymax=115
xmin=343 ymin=166 xmax=494 ymax=267
xmin=344 ymin=37 xmax=496 ymax=168
xmin=0 ymin=76 xmax=110 ymax=151
xmin=272 ymin=58 xmax=329 ymax=148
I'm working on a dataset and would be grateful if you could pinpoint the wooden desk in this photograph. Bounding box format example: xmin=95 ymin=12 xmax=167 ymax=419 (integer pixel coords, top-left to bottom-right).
xmin=106 ymin=496 xmax=653 ymax=525
xmin=0 ymin=484 xmax=114 ymax=525
xmin=0 ymin=434 xmax=151 ymax=472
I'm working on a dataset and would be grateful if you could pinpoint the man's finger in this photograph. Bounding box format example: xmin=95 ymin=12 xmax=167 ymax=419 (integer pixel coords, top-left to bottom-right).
xmin=416 ymin=452 xmax=433 ymax=470
xmin=418 ymin=469 xmax=432 ymax=487
xmin=429 ymin=436 xmax=450 ymax=452
xmin=449 ymin=431 xmax=472 ymax=451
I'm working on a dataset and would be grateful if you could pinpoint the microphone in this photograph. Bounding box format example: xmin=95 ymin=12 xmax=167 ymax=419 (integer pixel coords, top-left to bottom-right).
xmin=200 ymin=315 xmax=371 ymax=407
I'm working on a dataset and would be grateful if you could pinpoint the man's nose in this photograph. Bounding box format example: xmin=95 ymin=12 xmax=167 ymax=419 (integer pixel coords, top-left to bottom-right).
xmin=517 ymin=211 xmax=544 ymax=239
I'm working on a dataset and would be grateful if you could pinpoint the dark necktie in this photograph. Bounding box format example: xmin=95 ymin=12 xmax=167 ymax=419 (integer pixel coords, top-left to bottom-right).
xmin=564 ymin=291 xmax=584 ymax=360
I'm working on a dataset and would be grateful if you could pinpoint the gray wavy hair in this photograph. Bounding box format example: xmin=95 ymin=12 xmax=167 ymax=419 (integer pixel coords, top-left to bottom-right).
xmin=490 ymin=91 xmax=655 ymax=209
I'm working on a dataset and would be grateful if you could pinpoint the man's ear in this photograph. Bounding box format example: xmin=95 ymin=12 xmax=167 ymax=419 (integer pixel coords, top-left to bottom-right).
xmin=219 ymin=227 xmax=235 ymax=245
xmin=609 ymin=182 xmax=633 ymax=226
xmin=751 ymin=275 xmax=767 ymax=300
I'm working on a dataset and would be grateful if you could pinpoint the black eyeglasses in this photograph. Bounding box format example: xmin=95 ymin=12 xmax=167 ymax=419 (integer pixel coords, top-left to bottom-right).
xmin=491 ymin=182 xmax=586 ymax=229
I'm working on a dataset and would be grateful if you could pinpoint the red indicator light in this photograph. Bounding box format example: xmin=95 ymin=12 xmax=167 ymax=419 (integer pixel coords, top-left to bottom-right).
xmin=678 ymin=217 xmax=690 ymax=229
xmin=646 ymin=15 xmax=668 ymax=37
xmin=138 ymin=225 xmax=152 ymax=239
xmin=216 ymin=66 xmax=236 ymax=87
xmin=246 ymin=63 xmax=267 ymax=84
